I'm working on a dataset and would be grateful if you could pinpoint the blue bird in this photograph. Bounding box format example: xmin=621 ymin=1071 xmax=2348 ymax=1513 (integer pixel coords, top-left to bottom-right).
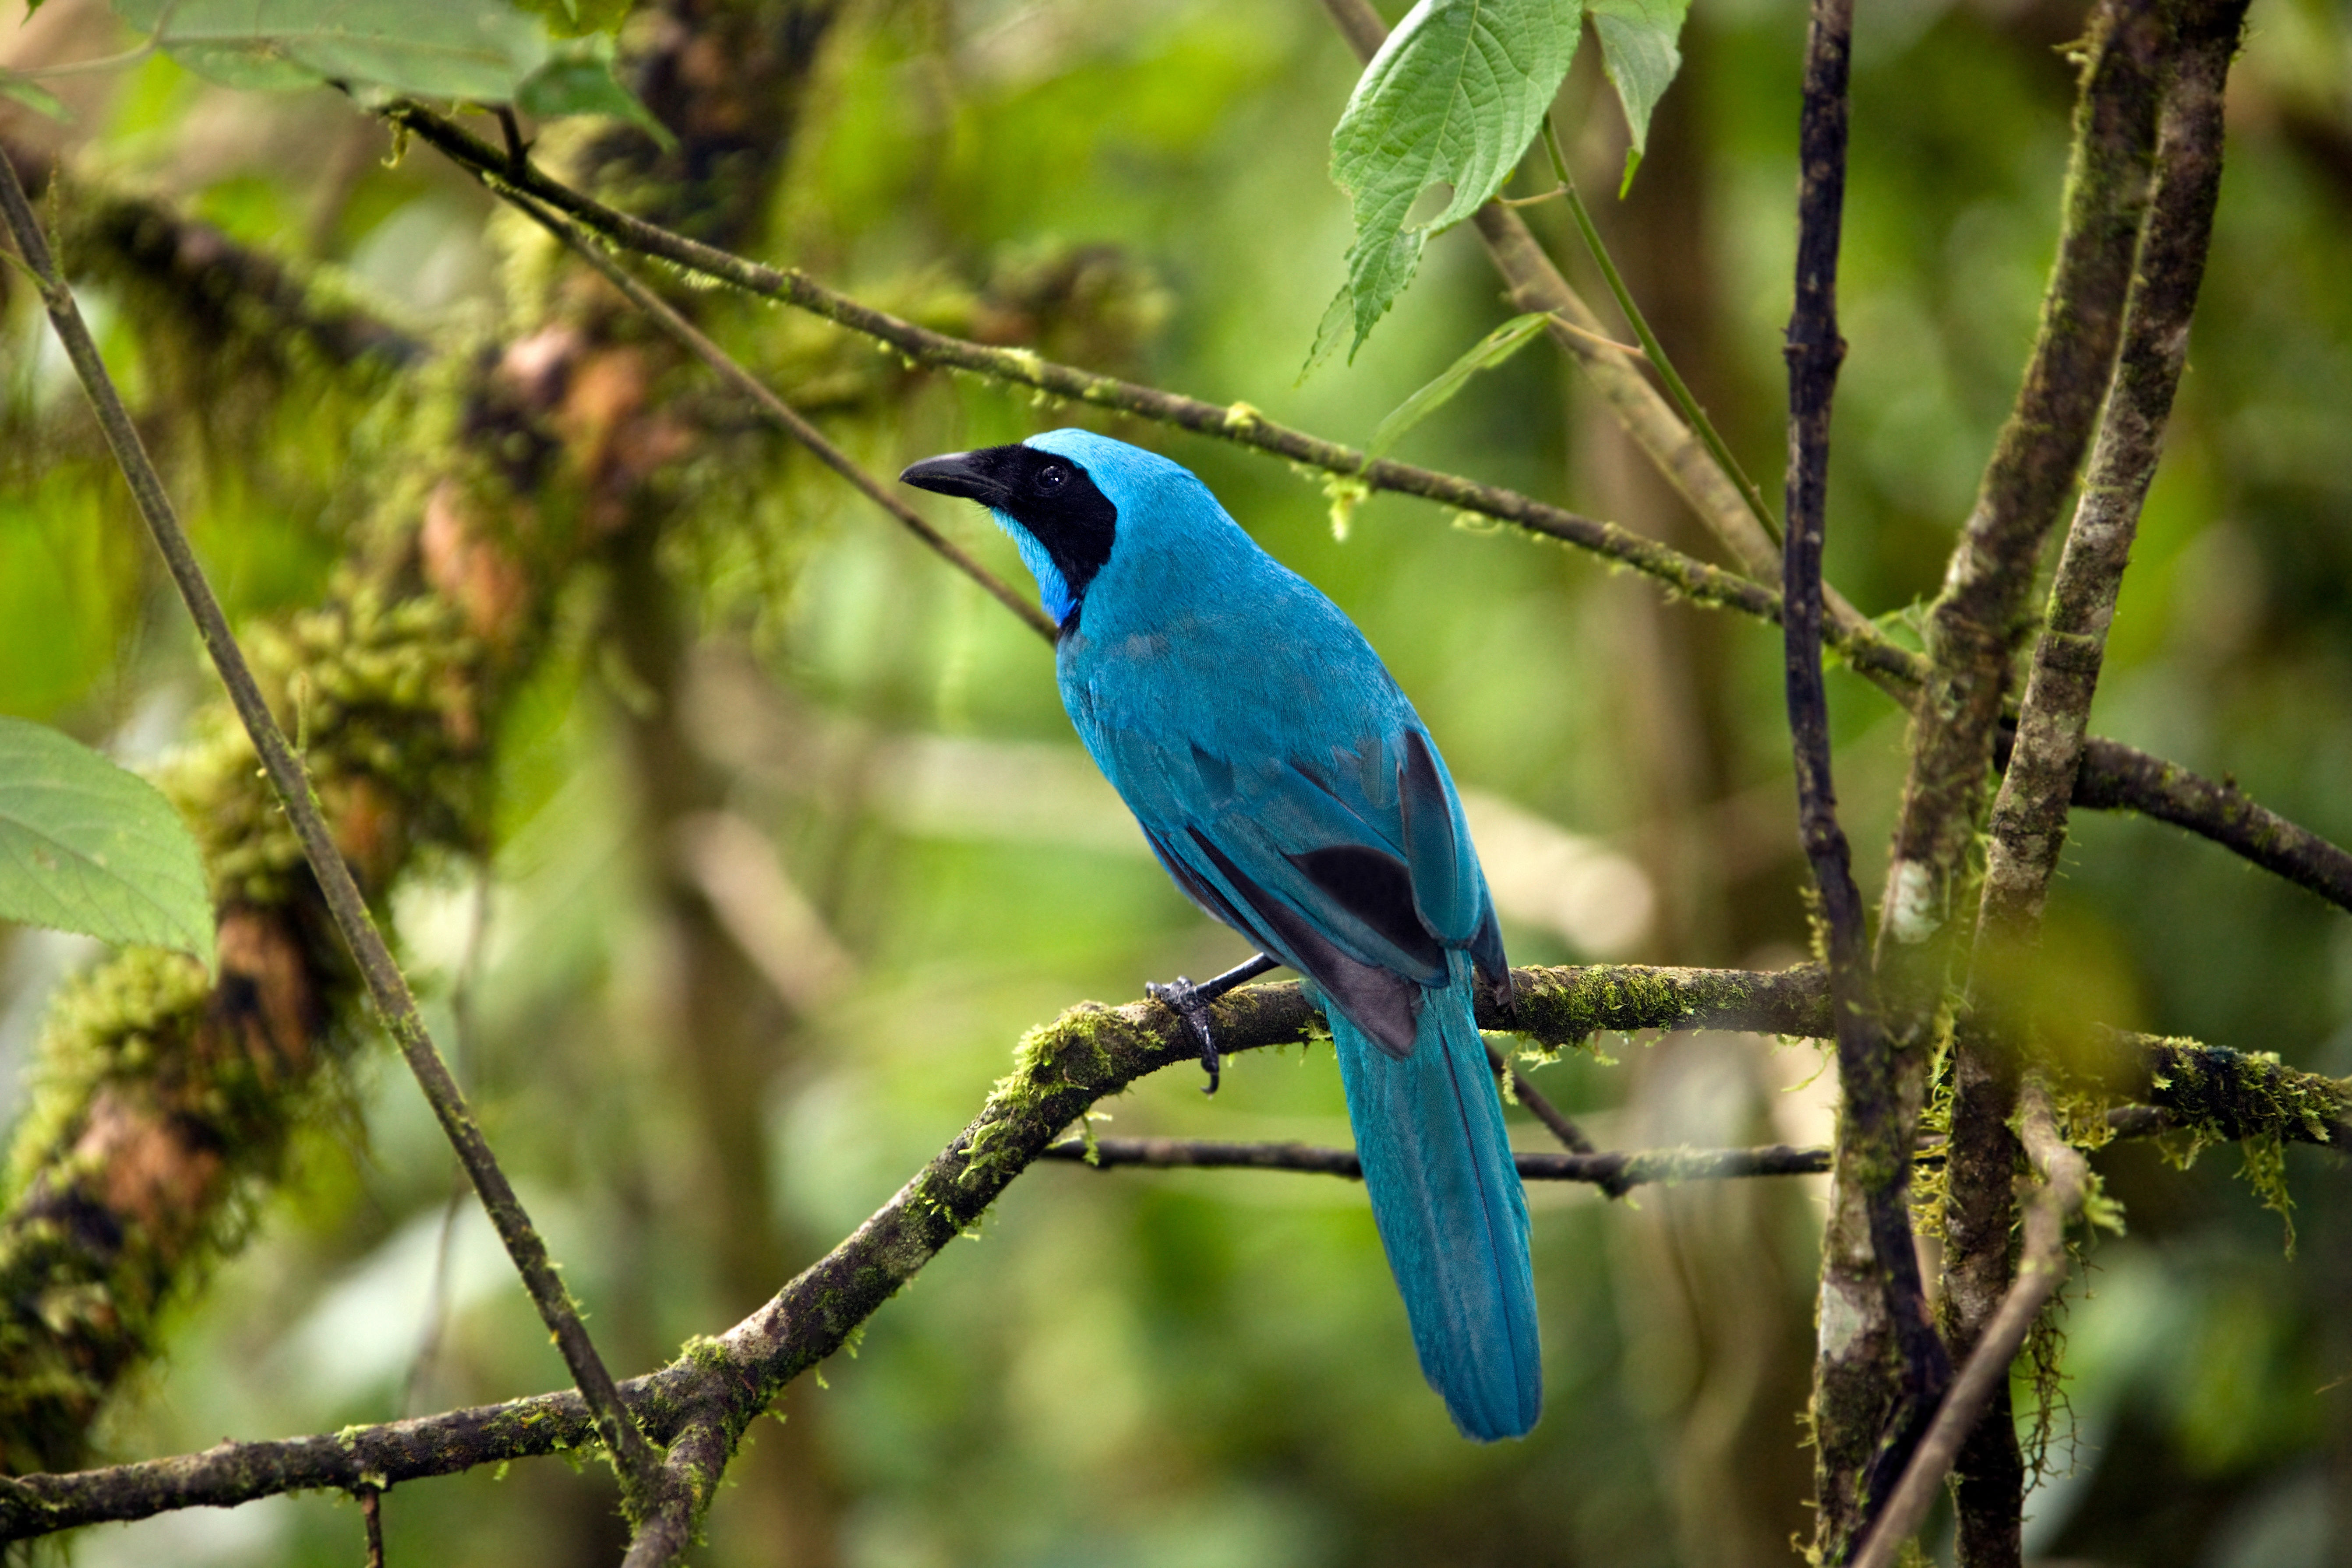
xmin=901 ymin=429 xmax=1540 ymax=1441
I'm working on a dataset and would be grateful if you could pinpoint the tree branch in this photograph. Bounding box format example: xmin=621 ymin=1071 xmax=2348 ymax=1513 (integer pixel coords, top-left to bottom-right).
xmin=2070 ymin=735 xmax=2352 ymax=911
xmin=379 ymin=103 xmax=1812 ymax=653
xmin=0 ymin=962 xmax=2335 ymax=1542
xmin=1783 ymin=0 xmax=1951 ymax=1544
xmin=499 ymin=187 xmax=1056 ymax=642
xmin=1950 ymin=12 xmax=2247 ymax=1559
xmin=1980 ymin=0 xmax=2249 ymax=939
xmin=1041 ymin=1136 xmax=1834 ymax=1194
xmin=1483 ymin=1041 xmax=1597 ymax=1151
xmin=382 ymin=102 xmax=2352 ymax=922
xmin=0 ymin=141 xmax=663 ymax=1512
xmin=1852 ymin=1081 xmax=2087 ymax=1568
xmin=1874 ymin=0 xmax=2168 ymax=1022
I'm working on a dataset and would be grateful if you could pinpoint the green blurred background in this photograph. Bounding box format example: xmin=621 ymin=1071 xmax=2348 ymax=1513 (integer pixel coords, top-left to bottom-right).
xmin=1 ymin=0 xmax=2349 ymax=1562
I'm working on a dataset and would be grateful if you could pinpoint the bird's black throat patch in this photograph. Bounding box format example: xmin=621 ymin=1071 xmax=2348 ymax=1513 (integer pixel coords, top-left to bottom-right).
xmin=900 ymin=445 xmax=1118 ymax=626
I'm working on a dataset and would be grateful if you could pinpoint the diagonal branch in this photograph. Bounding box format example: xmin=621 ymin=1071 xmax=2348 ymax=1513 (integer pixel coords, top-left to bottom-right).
xmin=1979 ymin=0 xmax=2250 ymax=939
xmin=498 ymin=187 xmax=1056 ymax=642
xmin=1851 ymin=1081 xmax=2088 ymax=1568
xmin=1873 ymin=0 xmax=2169 ymax=1024
xmin=382 ymin=102 xmax=2352 ymax=921
xmin=0 ymin=962 xmax=2336 ymax=1543
xmin=0 ymin=142 xmax=663 ymax=1514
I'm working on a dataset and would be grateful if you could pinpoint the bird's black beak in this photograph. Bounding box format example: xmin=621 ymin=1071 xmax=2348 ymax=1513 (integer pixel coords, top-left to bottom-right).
xmin=900 ymin=451 xmax=1012 ymax=509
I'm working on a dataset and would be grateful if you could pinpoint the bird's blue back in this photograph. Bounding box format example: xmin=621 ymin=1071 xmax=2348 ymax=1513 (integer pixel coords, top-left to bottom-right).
xmin=941 ymin=428 xmax=1540 ymax=1441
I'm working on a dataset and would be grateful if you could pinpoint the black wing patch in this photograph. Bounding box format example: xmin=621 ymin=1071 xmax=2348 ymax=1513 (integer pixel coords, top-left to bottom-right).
xmin=1287 ymin=845 xmax=1444 ymax=975
xmin=1187 ymin=830 xmax=1423 ymax=1059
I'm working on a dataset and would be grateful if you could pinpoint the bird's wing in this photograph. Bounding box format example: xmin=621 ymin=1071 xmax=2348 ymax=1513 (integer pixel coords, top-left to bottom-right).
xmin=1122 ymin=724 xmax=1501 ymax=1057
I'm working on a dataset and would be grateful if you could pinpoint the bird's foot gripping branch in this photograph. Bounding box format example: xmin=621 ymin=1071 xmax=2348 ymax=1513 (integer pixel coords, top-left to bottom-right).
xmin=0 ymin=963 xmax=2339 ymax=1543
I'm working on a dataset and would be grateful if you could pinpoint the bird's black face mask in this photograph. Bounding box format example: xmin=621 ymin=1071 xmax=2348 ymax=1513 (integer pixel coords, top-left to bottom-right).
xmin=900 ymin=445 xmax=1118 ymax=629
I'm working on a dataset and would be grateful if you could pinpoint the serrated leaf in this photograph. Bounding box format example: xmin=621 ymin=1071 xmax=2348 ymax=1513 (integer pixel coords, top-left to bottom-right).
xmin=110 ymin=0 xmax=550 ymax=101
xmin=516 ymin=38 xmax=673 ymax=147
xmin=1328 ymin=0 xmax=1581 ymax=360
xmin=1588 ymin=0 xmax=1689 ymax=194
xmin=1367 ymin=311 xmax=1552 ymax=456
xmin=0 ymin=71 xmax=73 ymax=123
xmin=0 ymin=717 xmax=214 ymax=971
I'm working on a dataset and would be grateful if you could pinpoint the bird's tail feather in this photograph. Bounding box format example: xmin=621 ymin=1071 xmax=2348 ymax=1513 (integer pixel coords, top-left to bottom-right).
xmin=1331 ymin=952 xmax=1541 ymax=1440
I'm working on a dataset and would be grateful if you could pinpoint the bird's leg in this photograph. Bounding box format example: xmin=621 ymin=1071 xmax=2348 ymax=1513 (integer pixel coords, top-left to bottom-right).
xmin=1148 ymin=952 xmax=1281 ymax=1094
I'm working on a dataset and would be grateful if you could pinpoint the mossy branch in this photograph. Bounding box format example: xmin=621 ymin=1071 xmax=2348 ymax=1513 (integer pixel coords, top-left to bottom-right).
xmin=0 ymin=962 xmax=2337 ymax=1543
xmin=0 ymin=143 xmax=663 ymax=1514
xmin=1851 ymin=1080 xmax=2089 ymax=1568
xmin=1782 ymin=0 xmax=1952 ymax=1545
xmin=1875 ymin=0 xmax=2168 ymax=1023
xmin=381 ymin=103 xmax=2352 ymax=923
xmin=1979 ymin=0 xmax=2250 ymax=939
xmin=1042 ymin=1135 xmax=1835 ymax=1196
xmin=1949 ymin=12 xmax=2249 ymax=1556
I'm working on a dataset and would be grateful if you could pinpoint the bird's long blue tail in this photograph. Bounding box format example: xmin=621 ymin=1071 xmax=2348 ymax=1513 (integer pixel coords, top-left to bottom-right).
xmin=1331 ymin=952 xmax=1541 ymax=1440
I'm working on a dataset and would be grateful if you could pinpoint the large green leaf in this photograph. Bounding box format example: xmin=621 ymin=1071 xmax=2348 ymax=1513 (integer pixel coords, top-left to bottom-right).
xmin=1589 ymin=0 xmax=1691 ymax=193
xmin=1326 ymin=0 xmax=1581 ymax=360
xmin=0 ymin=717 xmax=214 ymax=971
xmin=112 ymin=0 xmax=544 ymax=101
xmin=517 ymin=36 xmax=674 ymax=147
xmin=1367 ymin=311 xmax=1553 ymax=456
xmin=105 ymin=0 xmax=666 ymax=137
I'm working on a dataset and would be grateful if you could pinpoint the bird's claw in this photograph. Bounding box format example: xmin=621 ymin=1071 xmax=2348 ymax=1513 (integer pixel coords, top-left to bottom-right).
xmin=1148 ymin=975 xmax=1222 ymax=1094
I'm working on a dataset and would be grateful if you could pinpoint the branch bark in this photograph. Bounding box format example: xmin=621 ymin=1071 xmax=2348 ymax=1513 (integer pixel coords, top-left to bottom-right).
xmin=1874 ymin=0 xmax=2168 ymax=1026
xmin=0 ymin=964 xmax=2334 ymax=1543
xmin=0 ymin=138 xmax=662 ymax=1513
xmin=1040 ymin=1136 xmax=1836 ymax=1194
xmin=1781 ymin=0 xmax=1953 ymax=1546
xmin=388 ymin=103 xmax=2352 ymax=921
xmin=1852 ymin=1081 xmax=2088 ymax=1568
xmin=1947 ymin=9 xmax=2248 ymax=1560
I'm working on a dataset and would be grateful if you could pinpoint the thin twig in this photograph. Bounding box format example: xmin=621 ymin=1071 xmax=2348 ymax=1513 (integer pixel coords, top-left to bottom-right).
xmin=1782 ymin=0 xmax=1951 ymax=1541
xmin=379 ymin=103 xmax=1810 ymax=656
xmin=1543 ymin=311 xmax=1645 ymax=356
xmin=1041 ymin=1135 xmax=1831 ymax=1194
xmin=359 ymin=1487 xmax=384 ymax=1568
xmin=1851 ymin=1081 xmax=2088 ymax=1568
xmin=499 ymin=187 xmax=1058 ymax=642
xmin=0 ymin=965 xmax=2333 ymax=1541
xmin=1488 ymin=1042 xmax=1597 ymax=1153
xmin=1547 ymin=124 xmax=1780 ymax=544
xmin=0 ymin=142 xmax=664 ymax=1513
xmin=381 ymin=101 xmax=2352 ymax=919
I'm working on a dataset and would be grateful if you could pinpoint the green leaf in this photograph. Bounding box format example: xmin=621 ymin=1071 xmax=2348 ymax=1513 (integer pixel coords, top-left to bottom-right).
xmin=1367 ymin=311 xmax=1552 ymax=456
xmin=0 ymin=70 xmax=72 ymax=122
xmin=1587 ymin=0 xmax=1690 ymax=195
xmin=1328 ymin=0 xmax=1581 ymax=360
xmin=509 ymin=0 xmax=634 ymax=39
xmin=516 ymin=37 xmax=673 ymax=147
xmin=0 ymin=717 xmax=214 ymax=971
xmin=110 ymin=0 xmax=550 ymax=101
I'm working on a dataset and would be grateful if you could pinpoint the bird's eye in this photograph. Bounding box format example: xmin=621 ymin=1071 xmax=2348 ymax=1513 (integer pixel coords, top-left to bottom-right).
xmin=1037 ymin=463 xmax=1068 ymax=493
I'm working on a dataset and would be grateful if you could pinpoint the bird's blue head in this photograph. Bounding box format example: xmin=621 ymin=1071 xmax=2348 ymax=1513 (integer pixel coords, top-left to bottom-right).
xmin=899 ymin=429 xmax=1195 ymax=632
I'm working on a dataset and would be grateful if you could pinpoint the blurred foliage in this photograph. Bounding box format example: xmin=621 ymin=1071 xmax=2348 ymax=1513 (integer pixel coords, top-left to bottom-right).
xmin=0 ymin=0 xmax=2348 ymax=1564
